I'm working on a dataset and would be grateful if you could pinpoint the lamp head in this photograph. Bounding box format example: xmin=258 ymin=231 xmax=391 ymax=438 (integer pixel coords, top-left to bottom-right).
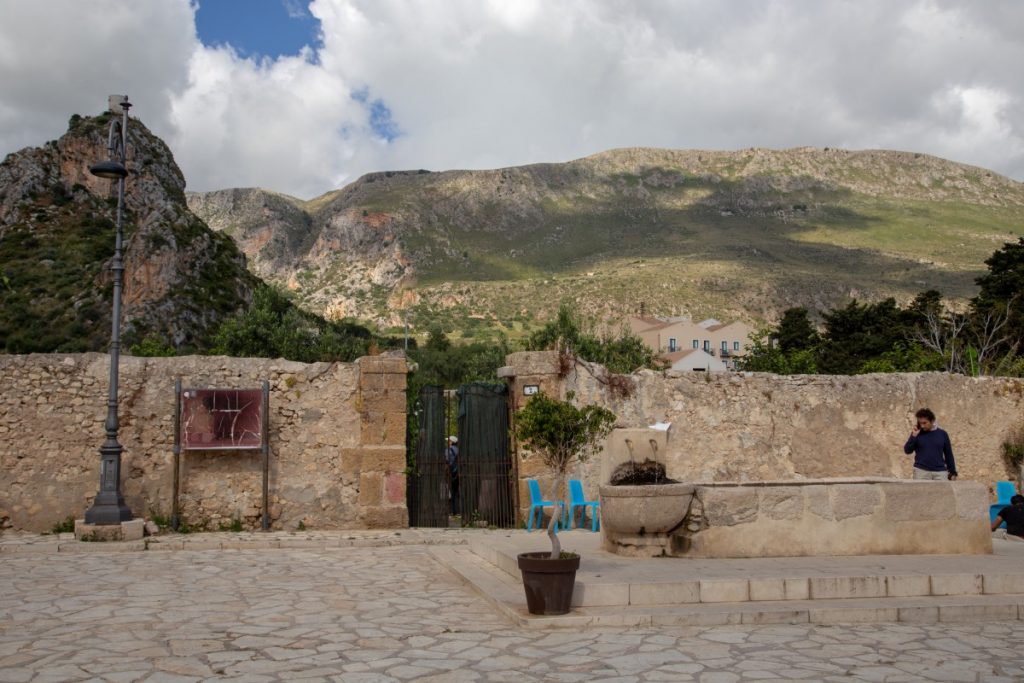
xmin=89 ymin=160 xmax=128 ymax=180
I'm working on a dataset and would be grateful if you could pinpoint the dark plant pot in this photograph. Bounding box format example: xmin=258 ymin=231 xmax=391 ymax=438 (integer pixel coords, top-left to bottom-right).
xmin=516 ymin=551 xmax=580 ymax=615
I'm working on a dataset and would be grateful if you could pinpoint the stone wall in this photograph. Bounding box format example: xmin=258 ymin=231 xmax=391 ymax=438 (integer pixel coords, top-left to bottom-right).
xmin=0 ymin=353 xmax=408 ymax=532
xmin=502 ymin=352 xmax=1024 ymax=515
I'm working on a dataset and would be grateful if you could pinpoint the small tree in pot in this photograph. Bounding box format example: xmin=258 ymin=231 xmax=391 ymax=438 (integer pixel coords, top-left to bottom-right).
xmin=514 ymin=391 xmax=615 ymax=614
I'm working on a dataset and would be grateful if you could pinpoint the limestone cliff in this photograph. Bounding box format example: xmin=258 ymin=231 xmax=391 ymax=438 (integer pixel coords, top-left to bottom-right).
xmin=0 ymin=113 xmax=257 ymax=352
xmin=188 ymin=147 xmax=1024 ymax=334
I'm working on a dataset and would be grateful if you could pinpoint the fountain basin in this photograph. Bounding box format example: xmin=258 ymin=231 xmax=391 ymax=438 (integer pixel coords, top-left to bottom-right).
xmin=599 ymin=478 xmax=993 ymax=558
xmin=599 ymin=483 xmax=695 ymax=557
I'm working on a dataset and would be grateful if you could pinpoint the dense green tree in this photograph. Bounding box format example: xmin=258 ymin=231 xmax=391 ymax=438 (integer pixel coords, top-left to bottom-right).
xmin=210 ymin=284 xmax=391 ymax=362
xmin=739 ymin=327 xmax=818 ymax=374
xmin=815 ymin=298 xmax=908 ymax=374
xmin=526 ymin=304 xmax=660 ymax=374
xmin=775 ymin=307 xmax=818 ymax=352
xmin=973 ymin=237 xmax=1024 ymax=351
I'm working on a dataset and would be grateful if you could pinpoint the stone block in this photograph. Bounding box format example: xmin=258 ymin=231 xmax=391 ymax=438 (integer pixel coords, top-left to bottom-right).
xmin=383 ymin=373 xmax=407 ymax=390
xmin=360 ymin=411 xmax=406 ymax=446
xmin=882 ymin=482 xmax=955 ymax=522
xmin=359 ymin=372 xmax=385 ymax=391
xmin=360 ymin=447 xmax=406 ymax=473
xmin=953 ymin=482 xmax=990 ymax=520
xmin=358 ymin=472 xmax=383 ymax=506
xmin=358 ymin=356 xmax=407 ymax=374
xmin=886 ymin=575 xmax=931 ymax=597
xmin=830 ymin=485 xmax=882 ymax=521
xmin=938 ymin=604 xmax=1017 ymax=622
xmin=748 ymin=578 xmax=782 ymax=601
xmin=571 ymin=582 xmax=629 ymax=607
xmin=760 ymin=489 xmax=804 ymax=520
xmin=699 ymin=579 xmax=749 ymax=603
xmin=784 ymin=578 xmax=810 ymax=600
xmin=740 ymin=609 xmax=809 ymax=624
xmin=803 ymin=485 xmax=835 ymax=521
xmin=748 ymin=578 xmax=810 ymax=602
xmin=930 ymin=574 xmax=982 ymax=596
xmin=504 ymin=351 xmax=561 ymax=377
xmin=384 ymin=473 xmax=406 ymax=505
xmin=361 ymin=505 xmax=408 ymax=528
xmin=809 ymin=607 xmax=897 ymax=624
xmin=897 ymin=606 xmax=939 ymax=623
xmin=339 ymin=448 xmax=362 ymax=478
xmin=629 ymin=581 xmax=699 ymax=605
xmin=73 ymin=518 xmax=144 ymax=542
xmin=809 ymin=576 xmax=886 ymax=600
xmin=983 ymin=574 xmax=1024 ymax=595
xmin=702 ymin=488 xmax=759 ymax=527
xmin=360 ymin=389 xmax=406 ymax=413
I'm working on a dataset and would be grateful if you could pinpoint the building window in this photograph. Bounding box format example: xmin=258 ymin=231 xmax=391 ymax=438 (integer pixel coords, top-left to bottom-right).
xmin=669 ymin=338 xmax=677 ymax=352
xmin=703 ymin=340 xmax=710 ymax=352
xmin=692 ymin=339 xmax=699 ymax=349
xmin=734 ymin=341 xmax=740 ymax=351
xmin=721 ymin=340 xmax=727 ymax=351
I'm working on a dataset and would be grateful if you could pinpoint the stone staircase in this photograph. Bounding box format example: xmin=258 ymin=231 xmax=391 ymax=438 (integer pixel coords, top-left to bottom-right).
xmin=429 ymin=531 xmax=1024 ymax=628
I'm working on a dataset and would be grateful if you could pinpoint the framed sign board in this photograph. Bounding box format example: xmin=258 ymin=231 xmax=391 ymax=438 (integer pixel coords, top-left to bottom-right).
xmin=173 ymin=381 xmax=271 ymax=530
xmin=181 ymin=388 xmax=264 ymax=450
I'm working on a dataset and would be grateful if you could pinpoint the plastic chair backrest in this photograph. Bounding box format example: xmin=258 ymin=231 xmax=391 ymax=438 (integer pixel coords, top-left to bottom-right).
xmin=528 ymin=479 xmax=543 ymax=504
xmin=996 ymin=481 xmax=1016 ymax=505
xmin=569 ymin=479 xmax=586 ymax=504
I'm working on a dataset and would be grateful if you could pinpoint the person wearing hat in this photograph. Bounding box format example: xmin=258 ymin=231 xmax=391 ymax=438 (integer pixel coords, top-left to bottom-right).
xmin=446 ymin=436 xmax=460 ymax=515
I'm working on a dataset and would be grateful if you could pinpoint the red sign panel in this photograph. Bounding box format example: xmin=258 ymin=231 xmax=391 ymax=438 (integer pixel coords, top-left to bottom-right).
xmin=181 ymin=389 xmax=263 ymax=450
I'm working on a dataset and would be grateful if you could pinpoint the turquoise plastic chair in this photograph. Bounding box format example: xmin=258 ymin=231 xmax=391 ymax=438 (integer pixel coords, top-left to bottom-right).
xmin=526 ymin=479 xmax=563 ymax=531
xmin=990 ymin=481 xmax=1018 ymax=529
xmin=564 ymin=479 xmax=600 ymax=532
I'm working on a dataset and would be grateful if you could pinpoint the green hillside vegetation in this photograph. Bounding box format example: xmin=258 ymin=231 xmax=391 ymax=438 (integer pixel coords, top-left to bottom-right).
xmin=190 ymin=147 xmax=1024 ymax=340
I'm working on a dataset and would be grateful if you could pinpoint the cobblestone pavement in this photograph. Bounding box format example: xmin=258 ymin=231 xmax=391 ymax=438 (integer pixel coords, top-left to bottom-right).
xmin=1 ymin=546 xmax=1022 ymax=682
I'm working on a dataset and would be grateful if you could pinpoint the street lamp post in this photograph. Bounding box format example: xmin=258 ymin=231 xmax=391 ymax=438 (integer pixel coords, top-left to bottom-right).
xmin=84 ymin=95 xmax=134 ymax=525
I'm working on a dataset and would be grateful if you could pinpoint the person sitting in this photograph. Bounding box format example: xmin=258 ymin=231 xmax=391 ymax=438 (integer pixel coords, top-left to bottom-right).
xmin=992 ymin=494 xmax=1024 ymax=541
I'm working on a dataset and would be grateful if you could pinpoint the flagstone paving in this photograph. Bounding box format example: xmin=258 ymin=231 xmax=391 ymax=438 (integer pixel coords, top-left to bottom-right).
xmin=1 ymin=545 xmax=1022 ymax=682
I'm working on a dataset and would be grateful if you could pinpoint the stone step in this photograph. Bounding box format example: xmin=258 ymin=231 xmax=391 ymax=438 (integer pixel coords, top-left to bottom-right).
xmin=431 ymin=546 xmax=1024 ymax=629
xmin=468 ymin=534 xmax=1024 ymax=607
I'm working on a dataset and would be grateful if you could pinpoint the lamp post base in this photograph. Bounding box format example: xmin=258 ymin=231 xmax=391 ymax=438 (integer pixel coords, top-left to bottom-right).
xmin=74 ymin=518 xmax=143 ymax=542
xmin=83 ymin=498 xmax=134 ymax=525
xmin=84 ymin=440 xmax=134 ymax=525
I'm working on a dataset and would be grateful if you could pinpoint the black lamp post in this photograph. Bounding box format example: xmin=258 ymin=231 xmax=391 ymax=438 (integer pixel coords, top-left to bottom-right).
xmin=84 ymin=95 xmax=134 ymax=525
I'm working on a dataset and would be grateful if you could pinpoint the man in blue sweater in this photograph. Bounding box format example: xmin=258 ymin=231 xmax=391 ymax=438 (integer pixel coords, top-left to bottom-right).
xmin=904 ymin=408 xmax=958 ymax=480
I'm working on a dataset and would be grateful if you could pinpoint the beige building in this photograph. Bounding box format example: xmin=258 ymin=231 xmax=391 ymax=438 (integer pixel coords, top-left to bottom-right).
xmin=628 ymin=316 xmax=755 ymax=370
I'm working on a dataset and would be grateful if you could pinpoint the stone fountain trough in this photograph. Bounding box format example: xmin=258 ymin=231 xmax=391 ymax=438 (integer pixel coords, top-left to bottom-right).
xmin=597 ymin=429 xmax=993 ymax=559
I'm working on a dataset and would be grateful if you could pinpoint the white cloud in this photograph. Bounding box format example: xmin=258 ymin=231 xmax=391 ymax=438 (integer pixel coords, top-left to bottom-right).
xmin=0 ymin=0 xmax=1022 ymax=199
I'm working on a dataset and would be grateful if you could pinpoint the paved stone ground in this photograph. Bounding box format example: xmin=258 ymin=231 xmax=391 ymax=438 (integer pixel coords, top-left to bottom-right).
xmin=1 ymin=546 xmax=1022 ymax=682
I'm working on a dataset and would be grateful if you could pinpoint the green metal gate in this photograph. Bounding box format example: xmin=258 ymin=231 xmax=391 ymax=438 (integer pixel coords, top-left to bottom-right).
xmin=456 ymin=383 xmax=516 ymax=528
xmin=407 ymin=383 xmax=516 ymax=528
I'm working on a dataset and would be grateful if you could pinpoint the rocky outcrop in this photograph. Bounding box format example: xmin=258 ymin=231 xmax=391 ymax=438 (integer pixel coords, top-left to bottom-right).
xmin=0 ymin=112 xmax=257 ymax=352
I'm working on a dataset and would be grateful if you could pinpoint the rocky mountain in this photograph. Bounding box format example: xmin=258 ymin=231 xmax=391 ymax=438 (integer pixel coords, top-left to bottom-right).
xmin=189 ymin=147 xmax=1024 ymax=339
xmin=0 ymin=112 xmax=257 ymax=353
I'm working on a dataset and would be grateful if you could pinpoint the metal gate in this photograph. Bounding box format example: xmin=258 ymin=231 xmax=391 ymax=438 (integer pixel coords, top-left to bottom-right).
xmin=407 ymin=383 xmax=516 ymax=528
xmin=407 ymin=385 xmax=448 ymax=528
xmin=456 ymin=383 xmax=516 ymax=528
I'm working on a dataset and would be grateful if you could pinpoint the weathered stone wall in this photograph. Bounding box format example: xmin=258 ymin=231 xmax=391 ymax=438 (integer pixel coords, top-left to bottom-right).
xmin=0 ymin=353 xmax=408 ymax=532
xmin=503 ymin=352 xmax=1024 ymax=515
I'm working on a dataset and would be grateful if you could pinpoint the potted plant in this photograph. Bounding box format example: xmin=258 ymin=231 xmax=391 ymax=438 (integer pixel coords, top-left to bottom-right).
xmin=514 ymin=391 xmax=616 ymax=615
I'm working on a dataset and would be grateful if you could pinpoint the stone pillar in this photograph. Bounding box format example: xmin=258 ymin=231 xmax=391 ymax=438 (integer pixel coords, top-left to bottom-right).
xmin=354 ymin=355 xmax=409 ymax=528
xmin=497 ymin=351 xmax=565 ymax=520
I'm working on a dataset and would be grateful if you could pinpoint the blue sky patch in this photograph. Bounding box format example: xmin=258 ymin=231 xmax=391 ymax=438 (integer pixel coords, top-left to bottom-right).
xmin=352 ymin=88 xmax=401 ymax=142
xmin=195 ymin=0 xmax=320 ymax=60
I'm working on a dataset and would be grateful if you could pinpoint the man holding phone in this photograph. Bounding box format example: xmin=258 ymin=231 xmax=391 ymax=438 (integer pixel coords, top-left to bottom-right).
xmin=904 ymin=408 xmax=958 ymax=480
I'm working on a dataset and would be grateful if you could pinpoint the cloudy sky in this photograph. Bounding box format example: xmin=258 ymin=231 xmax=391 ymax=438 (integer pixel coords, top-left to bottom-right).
xmin=1 ymin=0 xmax=1022 ymax=199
